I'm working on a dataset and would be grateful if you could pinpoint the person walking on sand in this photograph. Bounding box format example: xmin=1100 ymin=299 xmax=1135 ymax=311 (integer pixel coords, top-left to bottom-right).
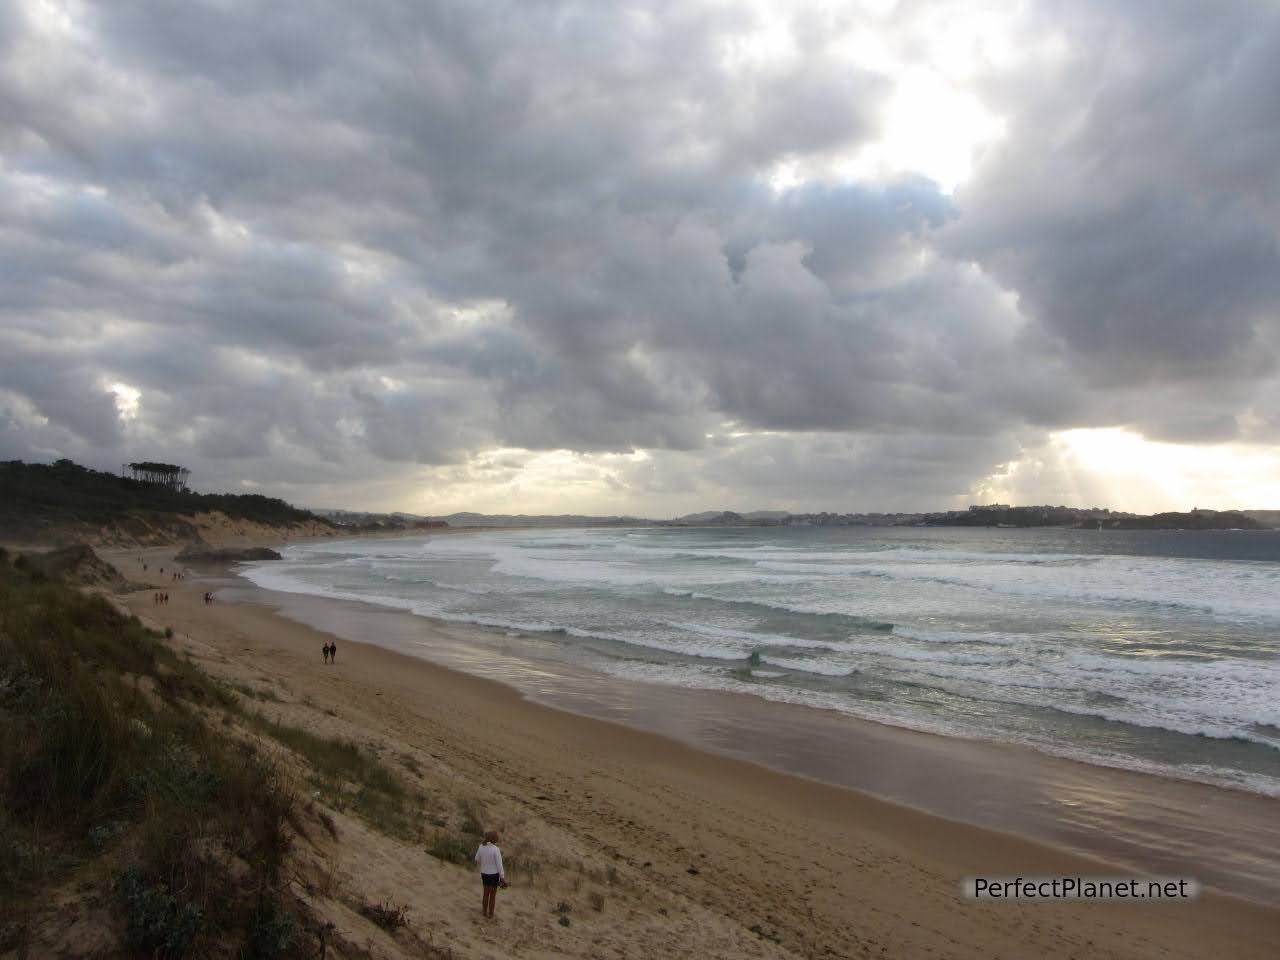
xmin=329 ymin=641 xmax=337 ymax=664
xmin=322 ymin=642 xmax=331 ymax=664
xmin=475 ymin=831 xmax=506 ymax=918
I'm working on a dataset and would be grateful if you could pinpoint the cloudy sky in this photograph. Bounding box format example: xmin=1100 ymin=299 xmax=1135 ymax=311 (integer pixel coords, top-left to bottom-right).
xmin=2 ymin=0 xmax=1278 ymax=515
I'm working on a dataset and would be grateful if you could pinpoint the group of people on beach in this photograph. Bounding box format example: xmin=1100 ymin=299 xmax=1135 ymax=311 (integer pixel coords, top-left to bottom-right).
xmin=321 ymin=641 xmax=338 ymax=664
xmin=203 ymin=591 xmax=215 ymax=605
xmin=138 ymin=558 xmax=186 ymax=582
xmin=153 ymin=592 xmax=170 ymax=605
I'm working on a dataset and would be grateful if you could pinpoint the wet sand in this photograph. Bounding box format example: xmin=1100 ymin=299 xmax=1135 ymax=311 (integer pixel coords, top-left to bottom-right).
xmin=113 ymin=546 xmax=1280 ymax=958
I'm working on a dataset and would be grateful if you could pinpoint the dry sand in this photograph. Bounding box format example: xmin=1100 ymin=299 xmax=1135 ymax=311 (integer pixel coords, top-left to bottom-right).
xmin=110 ymin=546 xmax=1279 ymax=959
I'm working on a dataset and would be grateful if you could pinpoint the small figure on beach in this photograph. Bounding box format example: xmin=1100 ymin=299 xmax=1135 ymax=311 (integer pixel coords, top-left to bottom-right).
xmin=475 ymin=831 xmax=506 ymax=918
xmin=322 ymin=642 xmax=331 ymax=664
xmin=330 ymin=641 xmax=337 ymax=664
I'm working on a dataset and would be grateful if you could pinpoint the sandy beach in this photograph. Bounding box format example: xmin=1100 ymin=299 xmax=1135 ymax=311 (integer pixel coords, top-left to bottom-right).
xmin=109 ymin=545 xmax=1280 ymax=959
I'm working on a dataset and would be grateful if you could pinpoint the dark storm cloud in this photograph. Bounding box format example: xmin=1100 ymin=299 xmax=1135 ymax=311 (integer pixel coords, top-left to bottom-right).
xmin=0 ymin=0 xmax=1276 ymax=509
xmin=945 ymin=0 xmax=1280 ymax=422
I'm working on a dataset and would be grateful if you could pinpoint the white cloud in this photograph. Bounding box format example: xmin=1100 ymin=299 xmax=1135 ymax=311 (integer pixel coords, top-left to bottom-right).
xmin=107 ymin=381 xmax=140 ymax=420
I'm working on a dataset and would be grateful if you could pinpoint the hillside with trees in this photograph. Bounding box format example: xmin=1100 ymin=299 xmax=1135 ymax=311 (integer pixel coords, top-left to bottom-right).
xmin=0 ymin=459 xmax=333 ymax=546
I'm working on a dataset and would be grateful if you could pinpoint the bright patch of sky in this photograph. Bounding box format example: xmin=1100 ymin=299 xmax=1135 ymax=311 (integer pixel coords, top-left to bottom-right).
xmin=980 ymin=430 xmax=1280 ymax=513
xmin=107 ymin=382 xmax=141 ymax=421
xmin=752 ymin=0 xmax=1021 ymax=193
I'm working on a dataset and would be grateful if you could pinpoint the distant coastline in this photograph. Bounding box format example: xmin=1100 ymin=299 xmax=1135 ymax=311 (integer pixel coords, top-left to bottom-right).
xmin=323 ymin=504 xmax=1274 ymax=533
xmin=1 ymin=458 xmax=1273 ymax=552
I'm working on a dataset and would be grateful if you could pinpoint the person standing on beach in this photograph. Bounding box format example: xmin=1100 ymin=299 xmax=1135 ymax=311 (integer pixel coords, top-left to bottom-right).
xmin=322 ymin=643 xmax=330 ymax=664
xmin=475 ymin=831 xmax=506 ymax=918
xmin=330 ymin=641 xmax=337 ymax=664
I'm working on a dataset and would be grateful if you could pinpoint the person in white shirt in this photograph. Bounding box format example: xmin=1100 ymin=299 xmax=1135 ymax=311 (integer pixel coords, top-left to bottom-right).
xmin=475 ymin=830 xmax=506 ymax=918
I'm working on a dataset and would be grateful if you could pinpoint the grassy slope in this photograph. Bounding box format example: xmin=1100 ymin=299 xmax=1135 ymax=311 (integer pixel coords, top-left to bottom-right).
xmin=0 ymin=549 xmax=424 ymax=958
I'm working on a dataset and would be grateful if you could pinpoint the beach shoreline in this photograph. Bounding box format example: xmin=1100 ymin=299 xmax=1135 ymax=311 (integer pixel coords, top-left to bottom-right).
xmin=225 ymin=562 xmax=1280 ymax=903
xmin=103 ymin=543 xmax=1280 ymax=957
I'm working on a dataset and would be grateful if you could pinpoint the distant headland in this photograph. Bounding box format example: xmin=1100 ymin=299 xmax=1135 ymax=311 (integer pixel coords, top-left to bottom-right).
xmin=2 ymin=458 xmax=1273 ymax=549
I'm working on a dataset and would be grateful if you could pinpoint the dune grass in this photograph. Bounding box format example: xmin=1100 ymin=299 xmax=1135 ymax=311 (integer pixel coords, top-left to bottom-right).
xmin=245 ymin=712 xmax=422 ymax=841
xmin=0 ymin=552 xmax=303 ymax=957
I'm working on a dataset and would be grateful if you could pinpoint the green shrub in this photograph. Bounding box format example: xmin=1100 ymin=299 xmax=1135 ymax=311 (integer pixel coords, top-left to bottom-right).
xmin=246 ymin=893 xmax=298 ymax=959
xmin=117 ymin=865 xmax=204 ymax=959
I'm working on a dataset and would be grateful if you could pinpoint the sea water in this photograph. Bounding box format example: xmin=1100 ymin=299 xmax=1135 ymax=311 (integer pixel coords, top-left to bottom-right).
xmin=241 ymin=525 xmax=1280 ymax=797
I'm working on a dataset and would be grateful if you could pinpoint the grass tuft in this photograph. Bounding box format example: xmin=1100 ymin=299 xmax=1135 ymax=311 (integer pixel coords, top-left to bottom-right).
xmin=360 ymin=900 xmax=410 ymax=931
xmin=246 ymin=714 xmax=418 ymax=839
xmin=427 ymin=832 xmax=477 ymax=865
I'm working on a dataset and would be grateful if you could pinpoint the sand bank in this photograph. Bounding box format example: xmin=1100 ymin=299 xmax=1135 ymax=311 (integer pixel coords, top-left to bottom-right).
xmin=112 ymin=546 xmax=1280 ymax=959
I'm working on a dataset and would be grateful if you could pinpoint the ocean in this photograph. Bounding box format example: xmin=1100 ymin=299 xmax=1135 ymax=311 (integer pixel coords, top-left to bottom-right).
xmin=241 ymin=525 xmax=1280 ymax=799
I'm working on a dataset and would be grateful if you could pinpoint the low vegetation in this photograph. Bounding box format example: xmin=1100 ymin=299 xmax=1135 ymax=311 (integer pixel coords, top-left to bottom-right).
xmin=425 ymin=798 xmax=487 ymax=867
xmin=245 ymin=713 xmax=421 ymax=840
xmin=0 ymin=550 xmax=305 ymax=956
xmin=359 ymin=900 xmax=411 ymax=931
